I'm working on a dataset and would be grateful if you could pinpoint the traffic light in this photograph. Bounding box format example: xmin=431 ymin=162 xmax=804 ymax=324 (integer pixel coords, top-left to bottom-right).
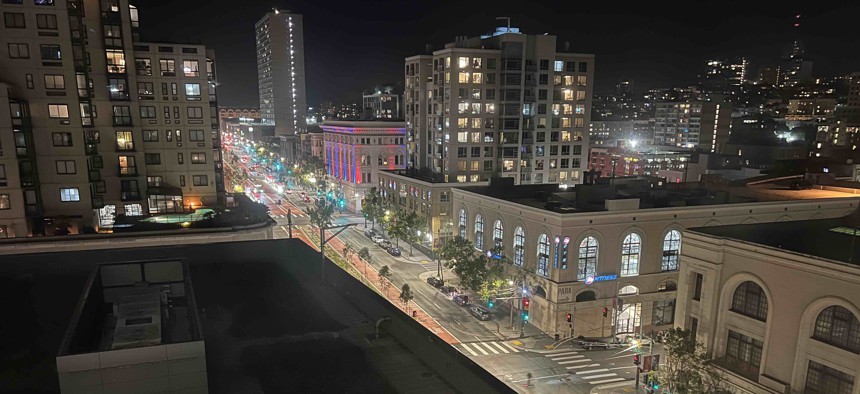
xmin=633 ymin=354 xmax=640 ymax=365
xmin=488 ymin=300 xmax=494 ymax=308
xmin=522 ymin=297 xmax=530 ymax=309
xmin=565 ymin=313 xmax=572 ymax=323
xmin=602 ymin=307 xmax=608 ymax=317
xmin=522 ymin=311 xmax=529 ymax=322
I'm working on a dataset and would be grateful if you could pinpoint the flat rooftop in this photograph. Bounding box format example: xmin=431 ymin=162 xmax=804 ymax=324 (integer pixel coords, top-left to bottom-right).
xmin=691 ymin=216 xmax=860 ymax=266
xmin=456 ymin=177 xmax=756 ymax=214
xmin=58 ymin=260 xmax=203 ymax=356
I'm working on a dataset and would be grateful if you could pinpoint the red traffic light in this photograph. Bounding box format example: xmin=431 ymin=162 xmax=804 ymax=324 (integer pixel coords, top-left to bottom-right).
xmin=602 ymin=307 xmax=608 ymax=317
xmin=523 ymin=297 xmax=530 ymax=309
xmin=565 ymin=313 xmax=572 ymax=323
xmin=633 ymin=355 xmax=640 ymax=365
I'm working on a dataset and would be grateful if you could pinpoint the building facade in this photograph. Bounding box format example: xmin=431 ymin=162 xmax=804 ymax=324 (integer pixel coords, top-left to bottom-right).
xmin=0 ymin=0 xmax=222 ymax=236
xmin=321 ymin=120 xmax=406 ymax=212
xmin=451 ymin=181 xmax=859 ymax=339
xmin=255 ymin=9 xmax=305 ymax=163
xmin=677 ymin=219 xmax=860 ymax=393
xmin=653 ymin=99 xmax=732 ymax=153
xmin=588 ymin=147 xmax=644 ymax=178
xmin=362 ymin=91 xmax=401 ymax=119
xmin=405 ymin=27 xmax=594 ymax=188
xmin=588 ymin=120 xmax=654 ymax=146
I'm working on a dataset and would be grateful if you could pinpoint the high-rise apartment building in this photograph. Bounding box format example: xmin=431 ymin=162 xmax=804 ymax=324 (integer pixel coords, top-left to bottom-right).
xmin=255 ymin=9 xmax=306 ymax=161
xmin=778 ymin=41 xmax=813 ymax=89
xmin=653 ymin=98 xmax=732 ymax=153
xmin=0 ymin=0 xmax=222 ymax=237
xmin=700 ymin=58 xmax=747 ymax=95
xmin=404 ymin=27 xmax=594 ymax=188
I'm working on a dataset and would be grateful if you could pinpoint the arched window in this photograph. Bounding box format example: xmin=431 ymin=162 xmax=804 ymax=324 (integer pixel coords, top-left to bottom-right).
xmin=513 ymin=227 xmax=525 ymax=266
xmin=537 ymin=234 xmax=550 ymax=277
xmin=662 ymin=230 xmax=681 ymax=271
xmin=493 ymin=220 xmax=504 ymax=255
xmin=813 ymin=306 xmax=860 ymax=353
xmin=731 ymin=281 xmax=768 ymax=321
xmin=578 ymin=236 xmax=598 ymax=281
xmin=575 ymin=291 xmax=597 ymax=302
xmin=458 ymin=209 xmax=466 ymax=239
xmin=620 ymin=233 xmax=641 ymax=277
xmin=474 ymin=214 xmax=484 ymax=250
xmin=534 ymin=286 xmax=547 ymax=298
xmin=619 ymin=285 xmax=639 ymax=295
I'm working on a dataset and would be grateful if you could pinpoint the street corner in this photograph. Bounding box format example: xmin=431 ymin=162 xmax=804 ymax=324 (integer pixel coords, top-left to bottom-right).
xmin=589 ymin=380 xmax=641 ymax=394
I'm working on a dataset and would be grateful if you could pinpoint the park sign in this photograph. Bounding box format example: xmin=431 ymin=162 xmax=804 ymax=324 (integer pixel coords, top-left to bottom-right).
xmin=585 ymin=274 xmax=618 ymax=285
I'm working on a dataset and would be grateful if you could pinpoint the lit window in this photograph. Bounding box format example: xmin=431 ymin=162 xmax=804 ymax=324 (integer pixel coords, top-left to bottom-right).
xmin=60 ymin=187 xmax=80 ymax=202
xmin=513 ymin=227 xmax=525 ymax=266
xmin=105 ymin=49 xmax=126 ymax=73
xmin=537 ymin=234 xmax=550 ymax=276
xmin=577 ymin=236 xmax=598 ymax=280
xmin=474 ymin=214 xmax=484 ymax=250
xmin=458 ymin=72 xmax=469 ymax=83
xmin=620 ymin=233 xmax=641 ymax=276
xmin=458 ymin=57 xmax=469 ymax=68
xmin=183 ymin=60 xmax=199 ymax=77
xmin=661 ymin=230 xmax=681 ymax=271
xmin=471 ymin=72 xmax=482 ymax=84
xmin=48 ymin=104 xmax=69 ymax=118
xmin=185 ymin=83 xmax=201 ymax=98
xmin=554 ymin=60 xmax=563 ymax=72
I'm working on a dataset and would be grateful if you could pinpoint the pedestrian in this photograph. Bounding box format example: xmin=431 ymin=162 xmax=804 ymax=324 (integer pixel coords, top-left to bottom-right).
xmin=525 ymin=372 xmax=533 ymax=387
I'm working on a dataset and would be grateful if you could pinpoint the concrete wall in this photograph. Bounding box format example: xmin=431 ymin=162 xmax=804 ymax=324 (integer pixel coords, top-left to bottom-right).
xmin=0 ymin=221 xmax=273 ymax=256
xmin=677 ymin=231 xmax=860 ymax=394
xmin=56 ymin=341 xmax=207 ymax=394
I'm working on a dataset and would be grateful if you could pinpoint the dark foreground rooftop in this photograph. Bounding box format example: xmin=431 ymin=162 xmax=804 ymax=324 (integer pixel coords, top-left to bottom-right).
xmin=691 ymin=216 xmax=860 ymax=266
xmin=0 ymin=239 xmax=510 ymax=393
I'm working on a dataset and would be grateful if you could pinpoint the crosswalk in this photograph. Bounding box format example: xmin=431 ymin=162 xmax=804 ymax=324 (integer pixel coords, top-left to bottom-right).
xmin=269 ymin=212 xmax=307 ymax=219
xmin=545 ymin=349 xmax=627 ymax=385
xmin=455 ymin=341 xmax=520 ymax=357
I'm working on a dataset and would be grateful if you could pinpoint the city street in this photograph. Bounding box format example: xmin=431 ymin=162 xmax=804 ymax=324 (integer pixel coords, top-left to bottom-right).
xmin=222 ymin=137 xmax=644 ymax=393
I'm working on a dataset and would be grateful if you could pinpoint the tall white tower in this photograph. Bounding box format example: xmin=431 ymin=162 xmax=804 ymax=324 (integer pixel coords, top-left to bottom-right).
xmin=255 ymin=9 xmax=307 ymax=138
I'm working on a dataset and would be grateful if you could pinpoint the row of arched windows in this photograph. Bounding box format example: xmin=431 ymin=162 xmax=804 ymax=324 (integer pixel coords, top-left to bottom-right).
xmin=456 ymin=209 xmax=683 ymax=278
xmin=729 ymin=281 xmax=860 ymax=354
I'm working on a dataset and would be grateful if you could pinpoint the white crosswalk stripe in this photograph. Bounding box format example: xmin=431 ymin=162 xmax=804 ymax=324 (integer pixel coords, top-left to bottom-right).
xmin=455 ymin=341 xmax=520 ymax=357
xmin=269 ymin=213 xmax=306 ymax=218
xmin=590 ymin=377 xmax=627 ymax=385
xmin=566 ymin=363 xmax=600 ymax=370
xmin=582 ymin=373 xmax=618 ymax=380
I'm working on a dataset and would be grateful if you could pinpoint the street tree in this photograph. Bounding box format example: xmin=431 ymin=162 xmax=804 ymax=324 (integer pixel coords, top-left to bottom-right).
xmin=399 ymin=283 xmax=414 ymax=312
xmin=342 ymin=244 xmax=353 ymax=263
xmin=362 ymin=187 xmax=384 ymax=229
xmin=378 ymin=265 xmax=391 ymax=296
xmin=386 ymin=209 xmax=408 ymax=248
xmin=440 ymin=236 xmax=505 ymax=291
xmin=401 ymin=211 xmax=426 ymax=257
xmin=357 ymin=246 xmax=371 ymax=263
xmin=652 ymin=327 xmax=727 ymax=393
xmin=307 ymin=202 xmax=335 ymax=229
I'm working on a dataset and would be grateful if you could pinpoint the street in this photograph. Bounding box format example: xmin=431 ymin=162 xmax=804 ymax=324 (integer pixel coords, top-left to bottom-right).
xmin=223 ymin=138 xmax=645 ymax=394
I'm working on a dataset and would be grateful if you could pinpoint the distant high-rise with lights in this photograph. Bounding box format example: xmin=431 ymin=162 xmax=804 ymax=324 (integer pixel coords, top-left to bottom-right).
xmin=255 ymin=9 xmax=306 ymax=159
xmin=404 ymin=26 xmax=594 ymax=187
xmin=778 ymin=41 xmax=813 ymax=89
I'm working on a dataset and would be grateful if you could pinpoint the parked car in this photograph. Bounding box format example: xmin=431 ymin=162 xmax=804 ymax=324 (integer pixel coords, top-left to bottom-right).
xmin=439 ymin=285 xmax=457 ymax=296
xmin=453 ymin=294 xmax=471 ymax=306
xmin=578 ymin=337 xmax=626 ymax=350
xmin=364 ymin=229 xmax=377 ymax=238
xmin=386 ymin=247 xmax=401 ymax=256
xmin=469 ymin=305 xmax=492 ymax=321
xmin=426 ymin=277 xmax=444 ymax=288
xmin=379 ymin=240 xmax=393 ymax=249
xmin=371 ymin=235 xmax=384 ymax=244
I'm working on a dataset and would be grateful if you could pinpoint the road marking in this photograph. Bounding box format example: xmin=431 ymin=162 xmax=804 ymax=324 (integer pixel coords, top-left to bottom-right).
xmin=501 ymin=342 xmax=520 ymax=353
xmin=590 ymin=377 xmax=627 ymax=385
xmin=547 ymin=351 xmax=579 ymax=358
xmin=489 ymin=342 xmax=510 ymax=354
xmin=566 ymin=363 xmax=600 ymax=370
xmin=551 ymin=354 xmax=584 ymax=361
xmin=576 ymin=368 xmax=610 ymax=375
xmin=459 ymin=343 xmax=478 ymax=356
xmin=556 ymin=357 xmax=588 ymax=364
xmin=608 ymin=366 xmax=638 ymax=370
xmin=582 ymin=373 xmax=618 ymax=380
xmin=478 ymin=342 xmax=499 ymax=354
xmin=471 ymin=343 xmax=490 ymax=355
xmin=510 ymin=373 xmax=570 ymax=383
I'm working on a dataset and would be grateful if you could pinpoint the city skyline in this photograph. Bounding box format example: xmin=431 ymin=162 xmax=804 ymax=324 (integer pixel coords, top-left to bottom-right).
xmin=135 ymin=0 xmax=860 ymax=106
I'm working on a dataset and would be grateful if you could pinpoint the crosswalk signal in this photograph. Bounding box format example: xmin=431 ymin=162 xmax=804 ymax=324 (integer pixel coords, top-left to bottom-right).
xmin=565 ymin=313 xmax=572 ymax=323
xmin=633 ymin=354 xmax=640 ymax=365
xmin=602 ymin=307 xmax=608 ymax=317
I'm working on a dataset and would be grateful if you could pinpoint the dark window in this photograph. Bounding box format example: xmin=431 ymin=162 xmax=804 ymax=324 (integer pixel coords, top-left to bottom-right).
xmin=135 ymin=58 xmax=151 ymax=75
xmin=538 ymin=74 xmax=548 ymax=85
xmin=539 ymin=59 xmax=549 ymax=70
xmin=139 ymin=106 xmax=156 ymax=118
xmin=192 ymin=175 xmax=207 ymax=186
xmin=40 ymin=44 xmax=62 ymax=60
xmin=724 ymin=330 xmax=763 ymax=380
xmin=143 ymin=129 xmax=158 ymax=142
xmin=566 ymin=61 xmax=575 ymax=72
xmin=144 ymin=153 xmax=161 ymax=165
xmin=52 ymin=132 xmax=72 ymax=146
xmin=731 ymin=281 xmax=768 ymax=321
xmin=190 ymin=152 xmax=206 ymax=164
xmin=813 ymin=306 xmax=860 ymax=353
xmin=36 ymin=13 xmax=57 ymax=29
xmin=186 ymin=107 xmax=202 ymax=119
xmin=805 ymin=360 xmax=854 ymax=394
xmin=579 ymin=62 xmax=588 ymax=73
xmin=8 ymin=43 xmax=29 ymax=58
xmin=112 ymin=105 xmax=132 ymax=125
xmin=652 ymin=299 xmax=675 ymax=325
xmin=4 ymin=13 xmax=25 ymax=28
xmin=693 ymin=273 xmax=703 ymax=301
xmin=55 ymin=160 xmax=76 ymax=174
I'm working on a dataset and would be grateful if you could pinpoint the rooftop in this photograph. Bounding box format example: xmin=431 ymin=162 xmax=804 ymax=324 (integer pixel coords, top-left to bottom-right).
xmin=456 ymin=176 xmax=750 ymax=214
xmin=58 ymin=260 xmax=203 ymax=356
xmin=691 ymin=215 xmax=860 ymax=266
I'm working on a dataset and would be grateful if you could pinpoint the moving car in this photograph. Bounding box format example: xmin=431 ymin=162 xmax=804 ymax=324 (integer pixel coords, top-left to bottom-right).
xmin=371 ymin=235 xmax=384 ymax=244
xmin=386 ymin=247 xmax=401 ymax=257
xmin=469 ymin=305 xmax=492 ymax=321
xmin=426 ymin=277 xmax=444 ymax=288
xmin=453 ymin=294 xmax=470 ymax=306
xmin=364 ymin=229 xmax=377 ymax=238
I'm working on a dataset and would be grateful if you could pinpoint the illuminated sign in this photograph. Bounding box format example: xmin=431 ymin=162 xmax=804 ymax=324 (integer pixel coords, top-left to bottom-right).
xmin=585 ymin=274 xmax=619 ymax=285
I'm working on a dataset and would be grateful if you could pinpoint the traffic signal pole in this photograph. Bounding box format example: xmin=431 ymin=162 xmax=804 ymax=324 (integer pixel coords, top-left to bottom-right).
xmin=319 ymin=222 xmax=357 ymax=281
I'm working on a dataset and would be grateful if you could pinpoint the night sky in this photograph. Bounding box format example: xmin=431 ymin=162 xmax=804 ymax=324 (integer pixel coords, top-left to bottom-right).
xmin=135 ymin=0 xmax=859 ymax=107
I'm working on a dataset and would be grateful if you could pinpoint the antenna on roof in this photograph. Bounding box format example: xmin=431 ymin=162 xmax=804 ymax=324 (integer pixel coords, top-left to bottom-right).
xmin=496 ymin=16 xmax=511 ymax=32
